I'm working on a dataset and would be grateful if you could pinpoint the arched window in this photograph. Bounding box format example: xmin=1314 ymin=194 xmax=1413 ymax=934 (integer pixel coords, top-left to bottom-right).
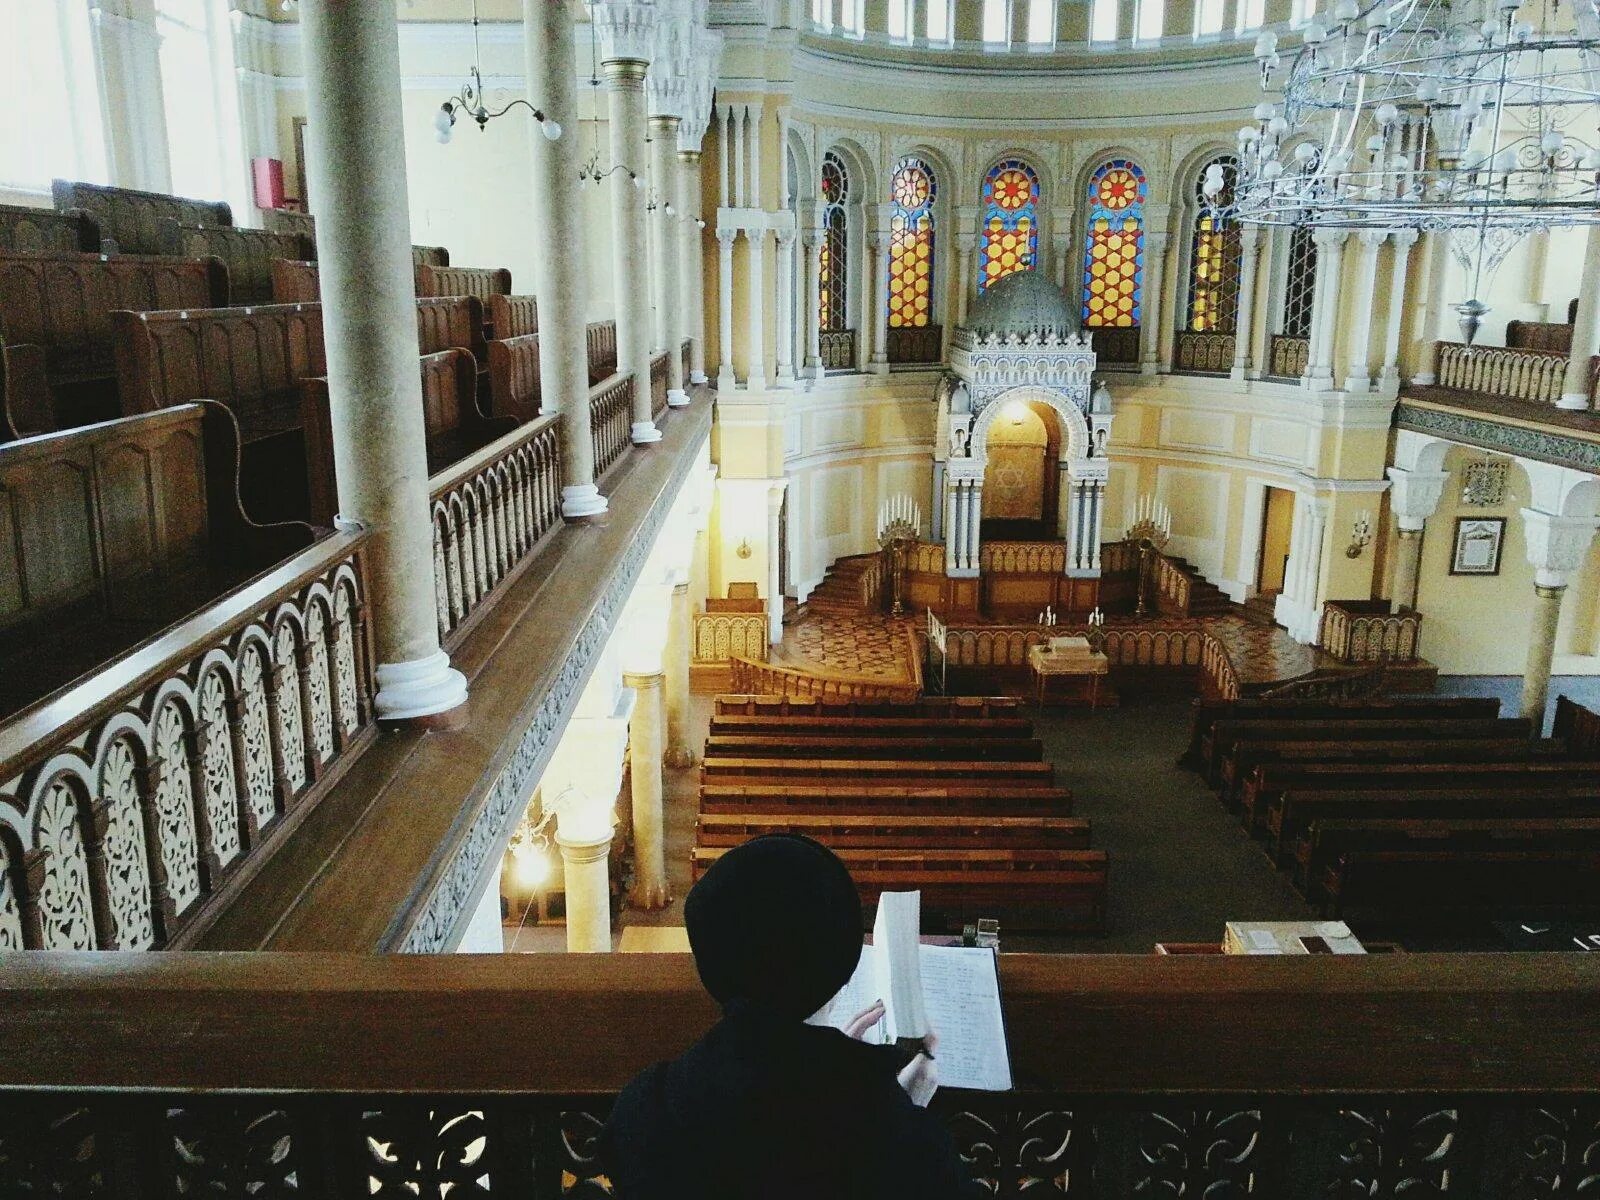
xmin=888 ymin=157 xmax=936 ymax=330
xmin=978 ymin=159 xmax=1041 ymax=294
xmin=819 ymin=152 xmax=850 ymax=334
xmin=1184 ymin=156 xmax=1242 ymax=334
xmin=1267 ymin=223 xmax=1317 ymax=376
xmin=1081 ymin=158 xmax=1148 ymax=335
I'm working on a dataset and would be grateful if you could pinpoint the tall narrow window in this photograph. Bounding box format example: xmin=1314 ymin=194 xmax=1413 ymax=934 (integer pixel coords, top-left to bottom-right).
xmin=156 ymin=0 xmax=247 ymax=212
xmin=1235 ymin=0 xmax=1266 ymax=31
xmin=1135 ymin=0 xmax=1164 ymax=39
xmin=1081 ymin=158 xmax=1148 ymax=330
xmin=888 ymin=157 xmax=937 ymax=330
xmin=0 ymin=0 xmax=108 ymax=190
xmin=1027 ymin=0 xmax=1056 ymax=43
xmin=1193 ymin=0 xmax=1225 ymax=35
xmin=978 ymin=158 xmax=1041 ymax=293
xmin=820 ymin=152 xmax=850 ymax=333
xmin=1089 ymin=0 xmax=1120 ymax=43
xmin=926 ymin=0 xmax=952 ymax=42
xmin=1184 ymin=156 xmax=1242 ymax=333
xmin=887 ymin=0 xmax=910 ymax=39
xmin=983 ymin=0 xmax=1010 ymax=44
xmin=1280 ymin=225 xmax=1317 ymax=339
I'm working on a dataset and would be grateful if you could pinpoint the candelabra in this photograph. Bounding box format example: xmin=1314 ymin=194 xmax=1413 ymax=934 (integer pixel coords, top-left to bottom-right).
xmin=877 ymin=495 xmax=922 ymax=619
xmin=1345 ymin=511 xmax=1375 ymax=558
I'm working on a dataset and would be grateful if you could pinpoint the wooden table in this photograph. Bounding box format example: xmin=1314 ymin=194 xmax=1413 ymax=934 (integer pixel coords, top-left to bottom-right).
xmin=1028 ymin=645 xmax=1110 ymax=709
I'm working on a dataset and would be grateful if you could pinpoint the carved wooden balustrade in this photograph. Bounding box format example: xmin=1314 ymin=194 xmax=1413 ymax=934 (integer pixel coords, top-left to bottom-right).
xmin=1433 ymin=341 xmax=1567 ymax=404
xmin=0 ymin=532 xmax=375 ymax=952
xmin=649 ymin=350 xmax=669 ymax=420
xmin=1267 ymin=333 xmax=1309 ymax=379
xmin=430 ymin=415 xmax=563 ymax=647
xmin=981 ymin=540 xmax=1068 ymax=576
xmin=1099 ymin=540 xmax=1199 ymax=617
xmin=1152 ymin=552 xmax=1195 ymax=616
xmin=1173 ymin=330 xmax=1234 ymax=374
xmin=1318 ymin=600 xmax=1423 ymax=665
xmin=819 ymin=328 xmax=857 ymax=370
xmin=1 ymin=951 xmax=1594 ymax=1197
xmin=692 ymin=612 xmax=769 ymax=664
xmin=729 ymin=626 xmax=921 ymax=703
xmin=589 ymin=373 xmax=634 ymax=479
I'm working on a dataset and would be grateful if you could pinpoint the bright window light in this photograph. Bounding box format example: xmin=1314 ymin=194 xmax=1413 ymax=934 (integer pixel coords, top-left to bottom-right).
xmin=1193 ymin=0 xmax=1225 ymax=34
xmin=812 ymin=0 xmax=832 ymax=30
xmin=1027 ymin=0 xmax=1056 ymax=43
xmin=0 ymin=0 xmax=109 ymax=191
xmin=1136 ymin=0 xmax=1164 ymax=39
xmin=926 ymin=0 xmax=952 ymax=42
xmin=982 ymin=0 xmax=1009 ymax=43
xmin=1235 ymin=0 xmax=1266 ymax=30
xmin=1089 ymin=0 xmax=1119 ymax=43
xmin=887 ymin=0 xmax=909 ymax=39
xmin=156 ymin=0 xmax=248 ymax=214
xmin=839 ymin=0 xmax=864 ymax=33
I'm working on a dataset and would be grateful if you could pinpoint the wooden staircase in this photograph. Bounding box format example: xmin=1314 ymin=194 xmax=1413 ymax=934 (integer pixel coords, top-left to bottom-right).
xmin=1163 ymin=554 xmax=1235 ymax=616
xmin=800 ymin=552 xmax=883 ymax=616
xmin=1241 ymin=590 xmax=1281 ymax=627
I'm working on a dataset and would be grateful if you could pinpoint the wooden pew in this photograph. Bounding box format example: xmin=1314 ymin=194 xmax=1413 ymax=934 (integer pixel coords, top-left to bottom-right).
xmin=487 ymin=333 xmax=541 ymax=423
xmin=414 ymin=265 xmax=512 ymax=335
xmin=698 ymin=780 xmax=1074 ymax=817
xmin=1 ymin=249 xmax=229 ymax=438
xmin=416 ymin=296 xmax=488 ymax=367
xmin=587 ymin=320 xmax=618 ymax=380
xmin=113 ymin=301 xmax=325 ymax=524
xmin=0 ymin=403 xmax=315 ymax=719
xmin=695 ymin=813 xmax=1091 ymax=850
xmin=700 ymin=757 xmax=1054 ymax=782
xmin=413 ymin=245 xmax=450 ymax=268
xmin=702 ymin=734 xmax=1044 ymax=761
xmin=707 ymin=714 xmax=1036 ymax=739
xmin=0 ymin=202 xmax=99 ymax=253
xmin=52 ymin=179 xmax=230 ymax=255
xmin=271 ymin=258 xmax=320 ymax=304
xmin=263 ymin=209 xmax=315 ymax=240
xmin=690 ymin=845 xmax=1110 ymax=932
xmin=713 ymin=694 xmax=1023 ymax=719
xmin=159 ymin=219 xmax=314 ymax=304
xmin=486 ymin=294 xmax=537 ymax=340
xmin=1186 ymin=695 xmax=1501 ymax=770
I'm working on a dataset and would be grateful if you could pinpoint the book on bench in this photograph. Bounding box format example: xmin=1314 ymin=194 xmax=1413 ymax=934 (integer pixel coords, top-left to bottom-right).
xmin=810 ymin=891 xmax=1013 ymax=1092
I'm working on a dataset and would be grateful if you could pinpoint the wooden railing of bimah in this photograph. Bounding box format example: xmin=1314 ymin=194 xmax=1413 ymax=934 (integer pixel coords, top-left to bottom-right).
xmin=1089 ymin=324 xmax=1140 ymax=365
xmin=728 ymin=656 xmax=921 ymax=703
xmin=692 ymin=611 xmax=770 ymax=664
xmin=590 ymin=372 xmax=634 ymax=479
xmin=0 ymin=530 xmax=376 ymax=952
xmin=650 ymin=350 xmax=669 ymax=419
xmin=1 ymin=953 xmax=1595 ymax=1197
xmin=819 ymin=328 xmax=857 ymax=370
xmin=1267 ymin=333 xmax=1310 ymax=378
xmin=1553 ymin=694 xmax=1600 ymax=756
xmin=1318 ymin=600 xmax=1424 ymax=665
xmin=981 ymin=541 xmax=1067 ymax=575
xmin=1099 ymin=540 xmax=1198 ymax=617
xmin=1433 ymin=340 xmax=1567 ymax=404
xmin=1173 ymin=329 xmax=1235 ymax=374
xmin=886 ymin=324 xmax=943 ymax=364
xmin=430 ymin=414 xmax=563 ymax=647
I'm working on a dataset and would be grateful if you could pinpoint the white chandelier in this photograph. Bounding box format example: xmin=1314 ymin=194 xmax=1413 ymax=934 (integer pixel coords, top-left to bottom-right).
xmin=1218 ymin=0 xmax=1600 ymax=340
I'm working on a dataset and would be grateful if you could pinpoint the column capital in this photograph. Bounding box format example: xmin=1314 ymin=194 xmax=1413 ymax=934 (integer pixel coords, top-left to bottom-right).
xmin=1385 ymin=466 xmax=1449 ymax=531
xmin=591 ymin=2 xmax=658 ymax=65
xmin=1521 ymin=508 xmax=1600 ymax=588
xmin=1357 ymin=228 xmax=1389 ymax=250
xmin=646 ymin=112 xmax=682 ymax=137
xmin=622 ymin=669 xmax=666 ymax=690
xmin=1313 ymin=226 xmax=1350 ymax=248
xmin=767 ymin=478 xmax=790 ymax=508
xmin=715 ymin=225 xmax=739 ymax=247
xmin=1390 ymin=227 xmax=1420 ymax=250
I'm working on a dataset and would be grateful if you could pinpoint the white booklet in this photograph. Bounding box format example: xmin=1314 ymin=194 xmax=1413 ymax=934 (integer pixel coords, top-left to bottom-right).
xmin=810 ymin=891 xmax=1013 ymax=1092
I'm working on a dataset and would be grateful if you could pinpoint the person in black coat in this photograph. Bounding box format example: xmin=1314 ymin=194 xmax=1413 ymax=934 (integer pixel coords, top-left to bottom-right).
xmin=598 ymin=833 xmax=984 ymax=1200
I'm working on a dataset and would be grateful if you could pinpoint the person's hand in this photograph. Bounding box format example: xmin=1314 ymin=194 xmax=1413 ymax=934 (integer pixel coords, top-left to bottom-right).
xmin=844 ymin=1000 xmax=887 ymax=1040
xmin=897 ymin=1031 xmax=939 ymax=1108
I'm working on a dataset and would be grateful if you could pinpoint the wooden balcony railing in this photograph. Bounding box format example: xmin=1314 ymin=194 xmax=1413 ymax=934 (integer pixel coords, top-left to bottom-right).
xmin=431 ymin=414 xmax=563 ymax=646
xmin=691 ymin=611 xmax=769 ymax=664
xmin=649 ymin=349 xmax=669 ymax=420
xmin=1318 ymin=599 xmax=1423 ymax=664
xmin=589 ymin=372 xmax=633 ymax=479
xmin=819 ymin=328 xmax=857 ymax=370
xmin=0 ymin=532 xmax=375 ymax=951
xmin=1434 ymin=340 xmax=1568 ymax=404
xmin=1267 ymin=333 xmax=1309 ymax=379
xmin=886 ymin=324 xmax=943 ymax=364
xmin=1 ymin=952 xmax=1594 ymax=1196
xmin=1173 ymin=330 xmax=1235 ymax=374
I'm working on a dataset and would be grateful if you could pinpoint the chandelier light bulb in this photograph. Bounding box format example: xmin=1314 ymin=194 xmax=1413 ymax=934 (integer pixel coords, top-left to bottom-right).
xmin=696 ymin=219 xmax=706 ymax=229
xmin=1202 ymin=163 xmax=1227 ymax=196
xmin=541 ymin=118 xmax=563 ymax=141
xmin=1367 ymin=133 xmax=1387 ymax=152
xmin=1294 ymin=141 xmax=1319 ymax=163
xmin=1542 ymin=130 xmax=1566 ymax=156
xmin=633 ymin=173 xmax=645 ymax=190
xmin=1376 ymin=102 xmax=1400 ymax=127
xmin=1333 ymin=0 xmax=1359 ymax=22
xmin=434 ymin=105 xmax=455 ymax=135
xmin=1416 ymin=77 xmax=1441 ymax=104
xmin=436 ymin=129 xmax=451 ymax=145
xmin=1263 ymin=159 xmax=1284 ymax=179
xmin=1513 ymin=19 xmax=1534 ymax=38
xmin=1254 ymin=101 xmax=1276 ymax=121
xmin=1254 ymin=29 xmax=1279 ymax=58
xmin=665 ymin=203 xmax=675 ymax=215
xmin=1268 ymin=114 xmax=1289 ymax=136
xmin=1304 ymin=20 xmax=1327 ymax=42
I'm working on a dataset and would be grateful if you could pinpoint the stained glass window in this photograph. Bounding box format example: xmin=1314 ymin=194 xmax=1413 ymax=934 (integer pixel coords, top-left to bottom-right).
xmin=820 ymin=151 xmax=850 ymax=333
xmin=888 ymin=158 xmax=936 ymax=329
xmin=978 ymin=159 xmax=1040 ymax=294
xmin=1185 ymin=155 xmax=1242 ymax=333
xmin=1280 ymin=224 xmax=1316 ymax=338
xmin=1081 ymin=158 xmax=1147 ymax=328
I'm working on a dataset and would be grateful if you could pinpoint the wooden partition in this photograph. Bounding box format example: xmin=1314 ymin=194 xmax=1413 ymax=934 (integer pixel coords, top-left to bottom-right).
xmin=270 ymin=258 xmax=320 ymax=303
xmin=160 ymin=219 xmax=314 ymax=304
xmin=486 ymin=294 xmax=537 ymax=340
xmin=0 ymin=202 xmax=99 ymax=253
xmin=414 ymin=265 xmax=513 ymax=337
xmin=416 ymin=295 xmax=487 ymax=364
xmin=52 ymin=179 xmax=230 ymax=255
xmin=412 ymin=244 xmax=450 ymax=268
xmin=0 ymin=249 xmax=228 ymax=437
xmin=587 ymin=319 xmax=619 ymax=380
xmin=488 ymin=333 xmax=540 ymax=422
xmin=262 ymin=209 xmax=315 ymax=240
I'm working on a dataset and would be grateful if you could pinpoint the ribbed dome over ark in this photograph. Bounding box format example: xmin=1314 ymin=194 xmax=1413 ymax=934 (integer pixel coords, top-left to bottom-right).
xmin=961 ymin=269 xmax=1081 ymax=339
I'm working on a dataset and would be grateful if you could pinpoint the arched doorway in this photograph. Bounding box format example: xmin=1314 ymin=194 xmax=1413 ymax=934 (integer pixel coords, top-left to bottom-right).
xmin=980 ymin=396 xmax=1061 ymax=541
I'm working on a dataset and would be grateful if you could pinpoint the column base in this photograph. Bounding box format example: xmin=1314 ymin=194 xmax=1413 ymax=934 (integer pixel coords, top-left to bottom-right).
xmin=562 ymin=483 xmax=609 ymax=518
xmin=1556 ymin=392 xmax=1592 ymax=411
xmin=773 ymin=367 xmax=795 ymax=389
xmin=632 ymin=421 xmax=663 ymax=444
xmin=1343 ymin=375 xmax=1371 ymax=393
xmin=1139 ymin=360 xmax=1160 ymax=376
xmin=666 ymin=388 xmax=690 ymax=407
xmin=666 ymin=745 xmax=698 ymax=768
xmin=374 ymin=650 xmax=468 ymax=722
xmin=690 ymin=370 xmax=709 ymax=385
xmin=1303 ymin=373 xmax=1334 ymax=393
xmin=628 ymin=882 xmax=672 ymax=910
xmin=1410 ymin=371 xmax=1436 ymax=386
xmin=1377 ymin=367 xmax=1401 ymax=397
xmin=947 ymin=567 xmax=980 ymax=580
xmin=870 ymin=357 xmax=889 ymax=376
xmin=716 ymin=368 xmax=737 ymax=391
xmin=1229 ymin=365 xmax=1248 ymax=381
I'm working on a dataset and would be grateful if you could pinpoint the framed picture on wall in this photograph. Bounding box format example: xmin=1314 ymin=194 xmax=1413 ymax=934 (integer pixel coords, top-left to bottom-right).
xmin=1449 ymin=516 xmax=1506 ymax=576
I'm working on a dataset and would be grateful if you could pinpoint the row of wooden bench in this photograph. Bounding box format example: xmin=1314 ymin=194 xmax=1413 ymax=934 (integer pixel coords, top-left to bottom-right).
xmin=1186 ymin=694 xmax=1600 ymax=920
xmin=692 ymin=696 xmax=1109 ymax=933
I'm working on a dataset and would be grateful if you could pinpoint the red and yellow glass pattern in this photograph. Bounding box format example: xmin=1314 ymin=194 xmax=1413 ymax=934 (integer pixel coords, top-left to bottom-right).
xmin=1082 ymin=159 xmax=1147 ymax=328
xmin=1186 ymin=156 xmax=1241 ymax=333
xmin=978 ymin=159 xmax=1040 ymax=293
xmin=888 ymin=158 xmax=936 ymax=329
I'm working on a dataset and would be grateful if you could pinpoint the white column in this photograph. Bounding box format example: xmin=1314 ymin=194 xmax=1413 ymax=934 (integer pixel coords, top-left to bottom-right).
xmin=716 ymin=226 xmax=737 ymax=390
xmin=649 ymin=115 xmax=688 ymax=405
xmin=89 ymin=3 xmax=170 ymax=193
xmin=1379 ymin=229 xmax=1419 ymax=396
xmin=664 ymin=580 xmax=695 ymax=767
xmin=1519 ymin=509 xmax=1600 ymax=726
xmin=775 ymin=226 xmax=797 ymax=386
xmin=733 ymin=103 xmax=748 ymax=208
xmin=746 ymin=225 xmax=768 ymax=388
xmin=1409 ymin=230 xmax=1451 ymax=385
xmin=301 ymin=0 xmax=466 ymax=721
xmin=869 ymin=223 xmax=891 ymax=375
xmin=1307 ymin=229 xmax=1347 ymax=391
xmin=1559 ymin=226 xmax=1600 ymax=410
xmin=678 ymin=149 xmax=709 ymax=385
xmin=1088 ymin=483 xmax=1104 ymax=571
xmin=1230 ymin=225 xmax=1261 ymax=381
xmin=525 ymin=0 xmax=605 ymax=517
xmin=803 ymin=225 xmax=824 ymax=376
xmin=1139 ymin=230 xmax=1170 ymax=375
xmin=1342 ymin=230 xmax=1386 ymax=393
xmin=956 ymin=233 xmax=976 ymax=326
xmin=558 ymin=832 xmax=614 ymax=952
xmin=624 ymin=670 xmax=669 ymax=909
xmin=717 ymin=104 xmax=731 ymax=207
xmin=746 ymin=99 xmax=764 ymax=209
xmin=966 ymin=481 xmax=985 ymax=570
xmin=1299 ymin=500 xmax=1330 ymax=643
xmin=767 ymin=481 xmax=787 ymax=644
xmin=1384 ymin=465 xmax=1448 ymax=613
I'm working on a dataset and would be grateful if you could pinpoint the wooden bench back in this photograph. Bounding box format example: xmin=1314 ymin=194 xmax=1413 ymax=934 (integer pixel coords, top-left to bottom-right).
xmin=263 ymin=209 xmax=315 ymax=240
xmin=702 ymin=734 xmax=1044 ymax=761
xmin=487 ymin=294 xmax=538 ymax=340
xmin=700 ymin=756 xmax=1053 ymax=780
xmin=695 ymin=812 xmax=1091 ymax=849
xmin=159 ymin=220 xmax=313 ymax=305
xmin=586 ymin=320 xmax=618 ymax=379
xmin=416 ymin=296 xmax=486 ymax=362
xmin=707 ymin=714 xmax=1036 ymax=738
xmin=0 ymin=203 xmax=99 ymax=254
xmin=412 ymin=245 xmax=450 ymax=268
xmin=53 ymin=179 xmax=231 ymax=255
xmin=487 ymin=333 xmax=540 ymax=423
xmin=414 ymin=264 xmax=512 ymax=303
xmin=418 ymin=347 xmax=480 ymax=445
xmin=270 ymin=258 xmax=320 ymax=304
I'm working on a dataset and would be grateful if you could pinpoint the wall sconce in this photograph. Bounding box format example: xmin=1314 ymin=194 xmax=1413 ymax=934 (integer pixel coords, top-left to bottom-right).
xmin=1345 ymin=511 xmax=1373 ymax=559
xmin=735 ymin=538 xmax=753 ymax=560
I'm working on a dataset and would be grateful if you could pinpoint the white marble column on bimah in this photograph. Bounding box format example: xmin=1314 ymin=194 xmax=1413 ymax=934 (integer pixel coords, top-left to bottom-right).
xmin=648 ymin=114 xmax=689 ymax=405
xmin=1379 ymin=229 xmax=1419 ymax=396
xmin=1231 ymin=225 xmax=1262 ymax=381
xmin=1519 ymin=509 xmax=1600 ymax=727
xmin=300 ymin=0 xmax=466 ymax=721
xmin=594 ymin=2 xmax=659 ymax=443
xmin=664 ymin=580 xmax=694 ymax=766
xmin=767 ymin=482 xmax=787 ymax=644
xmin=525 ymin=0 xmax=604 ymax=517
xmin=802 ymin=218 xmax=824 ymax=378
xmin=1409 ymin=230 xmax=1451 ymax=385
xmin=558 ymin=831 xmax=613 ymax=951
xmin=1139 ymin=230 xmax=1170 ymax=375
xmin=716 ymin=226 xmax=737 ymax=390
xmin=870 ymin=220 xmax=892 ymax=375
xmin=944 ymin=461 xmax=984 ymax=578
xmin=1384 ymin=465 xmax=1448 ymax=613
xmin=1306 ymin=229 xmax=1347 ymax=391
xmin=1559 ymin=225 xmax=1600 ymax=410
xmin=1342 ymin=230 xmax=1386 ymax=393
xmin=745 ymin=224 xmax=769 ymax=388
xmin=624 ymin=669 xmax=669 ymax=908
xmin=775 ymin=224 xmax=797 ymax=386
xmin=746 ymin=99 xmax=764 ymax=209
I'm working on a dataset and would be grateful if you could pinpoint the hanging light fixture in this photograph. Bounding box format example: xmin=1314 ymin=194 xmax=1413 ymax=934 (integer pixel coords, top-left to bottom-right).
xmin=434 ymin=0 xmax=562 ymax=144
xmin=575 ymin=9 xmax=646 ymax=188
xmin=1218 ymin=0 xmax=1600 ymax=342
